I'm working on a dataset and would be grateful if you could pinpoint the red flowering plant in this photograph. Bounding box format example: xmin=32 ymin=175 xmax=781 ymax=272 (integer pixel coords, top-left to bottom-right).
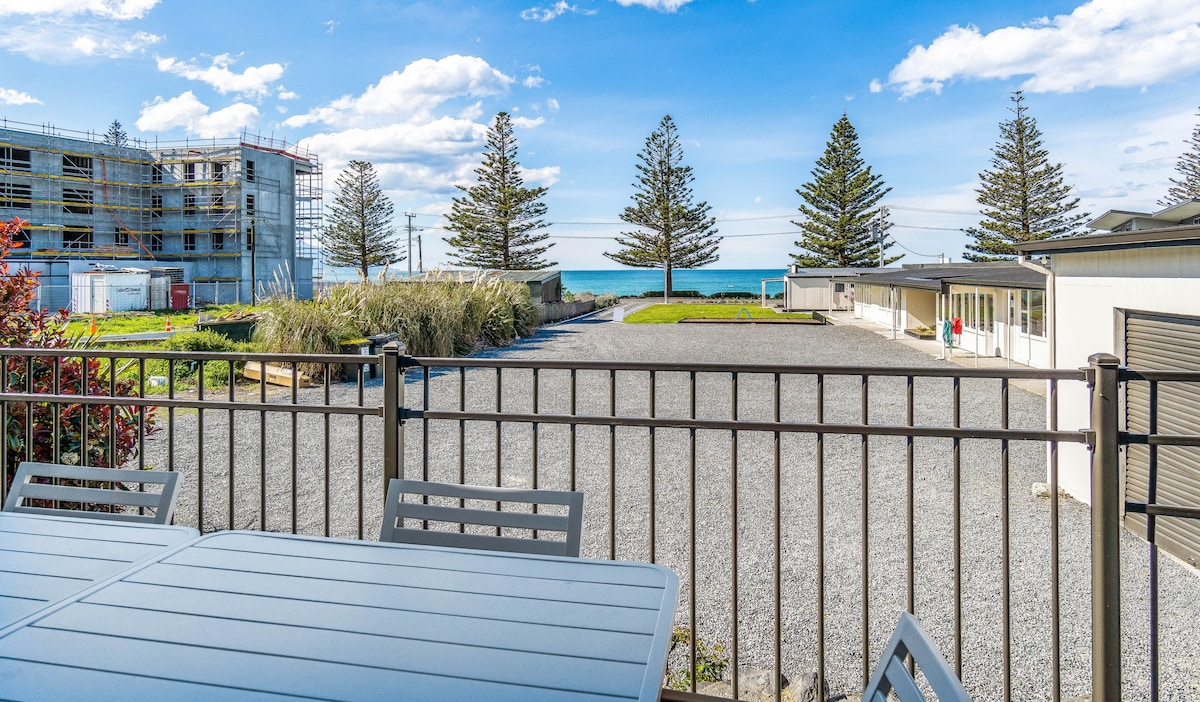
xmin=1 ymin=217 xmax=158 ymax=505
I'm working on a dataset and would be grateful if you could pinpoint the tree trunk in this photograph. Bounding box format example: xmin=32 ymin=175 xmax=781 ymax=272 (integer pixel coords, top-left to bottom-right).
xmin=663 ymin=265 xmax=673 ymax=302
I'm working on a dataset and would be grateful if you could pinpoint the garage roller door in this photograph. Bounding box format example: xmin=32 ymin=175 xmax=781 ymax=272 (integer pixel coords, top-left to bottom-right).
xmin=1125 ymin=311 xmax=1200 ymax=568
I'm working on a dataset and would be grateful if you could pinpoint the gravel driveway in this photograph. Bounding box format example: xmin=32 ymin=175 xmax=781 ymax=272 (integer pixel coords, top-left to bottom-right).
xmin=149 ymin=307 xmax=1200 ymax=701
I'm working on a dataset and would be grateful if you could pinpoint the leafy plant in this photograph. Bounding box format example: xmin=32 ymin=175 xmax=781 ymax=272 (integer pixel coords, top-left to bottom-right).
xmin=0 ymin=217 xmax=157 ymax=495
xmin=666 ymin=626 xmax=730 ymax=691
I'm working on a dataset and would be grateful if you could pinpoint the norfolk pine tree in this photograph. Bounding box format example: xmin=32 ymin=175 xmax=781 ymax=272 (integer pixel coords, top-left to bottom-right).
xmin=1160 ymin=108 xmax=1200 ymax=207
xmin=964 ymin=92 xmax=1088 ymax=261
xmin=103 ymin=120 xmax=128 ymax=147
xmin=324 ymin=160 xmax=401 ymax=278
xmin=444 ymin=112 xmax=554 ymax=270
xmin=792 ymin=114 xmax=896 ymax=268
xmin=605 ymin=115 xmax=720 ymax=299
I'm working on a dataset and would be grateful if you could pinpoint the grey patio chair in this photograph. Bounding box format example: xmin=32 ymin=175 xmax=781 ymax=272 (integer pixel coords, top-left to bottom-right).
xmin=863 ymin=612 xmax=972 ymax=702
xmin=3 ymin=461 xmax=181 ymax=525
xmin=380 ymin=479 xmax=585 ymax=557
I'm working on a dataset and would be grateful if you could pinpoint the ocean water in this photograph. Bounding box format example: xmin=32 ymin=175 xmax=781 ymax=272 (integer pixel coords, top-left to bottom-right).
xmin=562 ymin=269 xmax=787 ymax=297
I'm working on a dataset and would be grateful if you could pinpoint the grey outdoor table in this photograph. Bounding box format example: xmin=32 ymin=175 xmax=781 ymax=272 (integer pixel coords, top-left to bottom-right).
xmin=0 ymin=512 xmax=198 ymax=628
xmin=0 ymin=530 xmax=680 ymax=701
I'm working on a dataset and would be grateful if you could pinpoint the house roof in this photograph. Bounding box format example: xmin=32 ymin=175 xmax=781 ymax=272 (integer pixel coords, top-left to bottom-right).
xmin=785 ymin=267 xmax=897 ymax=278
xmin=1087 ymin=198 xmax=1200 ymax=231
xmin=837 ymin=263 xmax=1046 ymax=291
xmin=1015 ymin=225 xmax=1200 ymax=255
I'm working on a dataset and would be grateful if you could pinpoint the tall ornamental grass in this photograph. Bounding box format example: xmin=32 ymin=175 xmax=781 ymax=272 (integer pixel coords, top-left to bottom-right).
xmin=258 ymin=275 xmax=538 ymax=359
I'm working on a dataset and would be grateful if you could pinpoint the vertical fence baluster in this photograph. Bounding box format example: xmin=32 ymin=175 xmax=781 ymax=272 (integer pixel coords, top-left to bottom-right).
xmin=495 ymin=367 xmax=503 ymax=532
xmin=423 ymin=366 xmax=431 ymax=482
xmin=609 ymin=368 xmax=617 ymax=560
xmin=227 ymin=360 xmax=236 ymax=530
xmin=906 ymin=374 xmax=916 ymax=679
xmin=1148 ymin=379 xmax=1160 ymax=702
xmin=953 ymin=375 xmax=962 ymax=678
xmin=1088 ymin=353 xmax=1122 ymax=702
xmin=689 ymin=369 xmax=698 ymax=693
xmin=1049 ymin=378 xmax=1062 ymax=702
xmin=1001 ymin=377 xmax=1012 ymax=702
xmin=649 ymin=370 xmax=656 ymax=563
xmin=731 ymin=370 xmax=740 ymax=700
xmin=458 ymin=367 xmax=467 ymax=522
xmin=773 ymin=371 xmax=782 ymax=702
xmin=860 ymin=373 xmax=870 ymax=687
xmin=356 ymin=364 xmax=365 ymax=540
xmin=816 ymin=372 xmax=826 ymax=700
xmin=532 ymin=368 xmax=540 ymax=540
xmin=323 ymin=367 xmax=331 ymax=537
xmin=569 ymin=368 xmax=577 ymax=493
xmin=290 ymin=361 xmax=299 ymax=534
xmin=259 ymin=361 xmax=268 ymax=532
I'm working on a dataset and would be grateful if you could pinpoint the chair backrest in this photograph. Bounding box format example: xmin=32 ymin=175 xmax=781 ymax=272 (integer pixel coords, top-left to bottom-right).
xmin=3 ymin=462 xmax=181 ymax=525
xmin=380 ymin=479 xmax=585 ymax=557
xmin=863 ymin=612 xmax=972 ymax=702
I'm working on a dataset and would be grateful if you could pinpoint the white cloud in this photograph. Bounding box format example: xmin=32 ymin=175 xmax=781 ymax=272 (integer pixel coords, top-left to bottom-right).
xmin=324 ymin=19 xmax=338 ymax=34
xmin=511 ymin=116 xmax=545 ymax=129
xmin=157 ymin=54 xmax=286 ymax=97
xmin=284 ymin=55 xmax=514 ymax=129
xmin=136 ymin=90 xmax=259 ymax=138
xmin=886 ymin=0 xmax=1200 ymax=97
xmin=0 ymin=0 xmax=159 ymax=19
xmin=0 ymin=87 xmax=40 ymax=105
xmin=546 ymin=97 xmax=560 ymax=112
xmin=612 ymin=0 xmax=693 ymax=11
xmin=0 ymin=0 xmax=160 ymax=61
xmin=868 ymin=79 xmax=882 ymax=93
xmin=523 ymin=75 xmax=545 ymax=88
xmin=520 ymin=2 xmax=597 ymax=21
xmin=520 ymin=165 xmax=561 ymax=187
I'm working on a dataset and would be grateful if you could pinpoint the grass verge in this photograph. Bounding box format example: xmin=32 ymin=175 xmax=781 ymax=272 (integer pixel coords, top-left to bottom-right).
xmin=624 ymin=304 xmax=812 ymax=324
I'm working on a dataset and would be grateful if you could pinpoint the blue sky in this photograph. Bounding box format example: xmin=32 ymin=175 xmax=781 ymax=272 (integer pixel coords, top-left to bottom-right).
xmin=3 ymin=0 xmax=1200 ymax=272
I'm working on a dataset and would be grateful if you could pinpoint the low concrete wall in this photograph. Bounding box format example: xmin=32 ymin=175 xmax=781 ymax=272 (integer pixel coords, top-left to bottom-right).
xmin=539 ymin=299 xmax=596 ymax=324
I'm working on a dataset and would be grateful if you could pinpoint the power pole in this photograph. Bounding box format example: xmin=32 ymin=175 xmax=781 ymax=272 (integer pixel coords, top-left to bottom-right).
xmin=417 ymin=234 xmax=424 ymax=273
xmin=405 ymin=211 xmax=415 ymax=277
xmin=871 ymin=206 xmax=890 ymax=268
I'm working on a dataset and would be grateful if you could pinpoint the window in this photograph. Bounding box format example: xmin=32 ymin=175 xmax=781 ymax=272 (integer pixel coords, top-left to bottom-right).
xmin=0 ymin=183 xmax=32 ymax=209
xmin=1 ymin=147 xmax=32 ymax=171
xmin=834 ymin=282 xmax=845 ymax=293
xmin=183 ymin=162 xmax=196 ymax=182
xmin=212 ymin=162 xmax=226 ymax=181
xmin=212 ymin=231 xmax=225 ymax=251
xmin=12 ymin=226 xmax=30 ymax=248
xmin=245 ymin=194 xmax=255 ymax=216
xmin=151 ymin=192 xmax=163 ymax=217
xmin=183 ymin=191 xmax=196 ymax=215
xmin=62 ymin=226 xmax=93 ymax=250
xmin=62 ymin=188 xmax=93 ymax=215
xmin=245 ymin=160 xmax=255 ymax=182
xmin=213 ymin=191 xmax=225 ymax=213
xmin=151 ymin=164 xmax=164 ymax=184
xmin=183 ymin=230 xmax=197 ymax=251
xmin=62 ymin=154 xmax=92 ymax=178
xmin=115 ymin=228 xmax=129 ymax=246
xmin=1020 ymin=290 xmax=1045 ymax=337
xmin=149 ymin=230 xmax=163 ymax=252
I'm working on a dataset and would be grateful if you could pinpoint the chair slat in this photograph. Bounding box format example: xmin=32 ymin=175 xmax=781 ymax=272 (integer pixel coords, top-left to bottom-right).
xmin=862 ymin=613 xmax=972 ymax=702
xmin=380 ymin=479 xmax=584 ymax=557
xmin=2 ymin=462 xmax=182 ymax=526
xmin=394 ymin=502 xmax=571 ymax=532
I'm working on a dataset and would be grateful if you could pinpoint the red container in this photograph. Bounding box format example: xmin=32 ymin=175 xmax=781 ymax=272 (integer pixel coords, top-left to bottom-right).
xmin=169 ymin=284 xmax=190 ymax=310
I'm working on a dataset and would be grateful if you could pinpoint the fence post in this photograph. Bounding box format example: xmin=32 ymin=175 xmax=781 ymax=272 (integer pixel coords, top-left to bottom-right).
xmin=381 ymin=342 xmax=406 ymax=496
xmin=1088 ymin=352 xmax=1122 ymax=702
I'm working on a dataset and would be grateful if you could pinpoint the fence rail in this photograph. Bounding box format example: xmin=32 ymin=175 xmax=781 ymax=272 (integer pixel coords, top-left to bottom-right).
xmin=1 ymin=344 xmax=1198 ymax=700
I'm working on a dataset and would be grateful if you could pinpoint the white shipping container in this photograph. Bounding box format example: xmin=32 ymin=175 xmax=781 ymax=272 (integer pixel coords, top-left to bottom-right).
xmin=71 ymin=272 xmax=150 ymax=313
xmin=150 ymin=277 xmax=168 ymax=310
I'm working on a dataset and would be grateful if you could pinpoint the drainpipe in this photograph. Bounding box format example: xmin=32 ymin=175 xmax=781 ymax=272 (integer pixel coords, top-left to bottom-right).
xmin=1018 ymin=255 xmax=1053 ymax=368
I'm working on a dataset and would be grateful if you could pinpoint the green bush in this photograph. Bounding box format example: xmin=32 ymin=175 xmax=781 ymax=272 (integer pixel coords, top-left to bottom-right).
xmin=595 ymin=293 xmax=618 ymax=309
xmin=708 ymin=291 xmax=756 ymax=299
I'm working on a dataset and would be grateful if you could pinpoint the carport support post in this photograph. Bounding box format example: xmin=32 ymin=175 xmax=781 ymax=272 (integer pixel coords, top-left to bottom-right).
xmin=382 ymin=342 xmax=406 ymax=493
xmin=1088 ymin=352 xmax=1122 ymax=702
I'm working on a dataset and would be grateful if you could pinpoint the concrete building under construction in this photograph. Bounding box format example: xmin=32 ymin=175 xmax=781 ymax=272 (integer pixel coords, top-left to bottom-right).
xmin=0 ymin=121 xmax=322 ymax=311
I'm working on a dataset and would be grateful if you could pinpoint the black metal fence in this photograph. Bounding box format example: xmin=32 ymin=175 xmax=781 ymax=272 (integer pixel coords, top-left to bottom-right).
xmin=1 ymin=344 xmax=1198 ymax=701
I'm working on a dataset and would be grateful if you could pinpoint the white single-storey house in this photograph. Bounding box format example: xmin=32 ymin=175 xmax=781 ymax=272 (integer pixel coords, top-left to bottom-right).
xmin=779 ymin=266 xmax=878 ymax=311
xmin=839 ymin=263 xmax=1050 ymax=367
xmin=1017 ymin=205 xmax=1200 ymax=566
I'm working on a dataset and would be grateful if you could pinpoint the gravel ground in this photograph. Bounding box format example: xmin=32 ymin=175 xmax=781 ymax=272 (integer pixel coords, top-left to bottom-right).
xmin=146 ymin=307 xmax=1200 ymax=701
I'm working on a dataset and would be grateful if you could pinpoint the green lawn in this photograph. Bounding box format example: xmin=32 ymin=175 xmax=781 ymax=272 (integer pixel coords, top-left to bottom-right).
xmin=63 ymin=305 xmax=257 ymax=337
xmin=624 ymin=304 xmax=812 ymax=324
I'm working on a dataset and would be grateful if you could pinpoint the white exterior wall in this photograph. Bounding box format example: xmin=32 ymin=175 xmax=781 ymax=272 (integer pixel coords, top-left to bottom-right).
xmin=1053 ymin=246 xmax=1200 ymax=502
